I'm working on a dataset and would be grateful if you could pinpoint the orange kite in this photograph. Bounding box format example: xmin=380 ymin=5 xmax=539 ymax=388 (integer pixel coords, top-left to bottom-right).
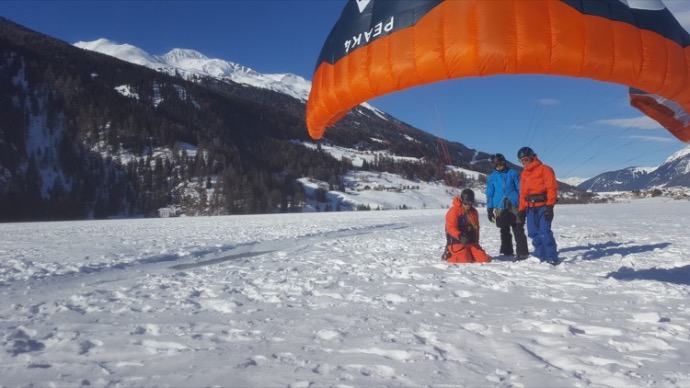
xmin=306 ymin=0 xmax=690 ymax=143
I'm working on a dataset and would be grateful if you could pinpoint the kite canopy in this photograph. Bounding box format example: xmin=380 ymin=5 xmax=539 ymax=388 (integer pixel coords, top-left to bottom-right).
xmin=306 ymin=0 xmax=690 ymax=143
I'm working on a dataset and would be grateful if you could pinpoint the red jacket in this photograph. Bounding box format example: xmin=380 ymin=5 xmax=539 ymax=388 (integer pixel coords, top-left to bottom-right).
xmin=519 ymin=156 xmax=558 ymax=211
xmin=445 ymin=196 xmax=480 ymax=241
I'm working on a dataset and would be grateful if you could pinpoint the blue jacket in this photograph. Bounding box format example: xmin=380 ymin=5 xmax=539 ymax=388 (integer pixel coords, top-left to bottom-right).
xmin=486 ymin=168 xmax=521 ymax=210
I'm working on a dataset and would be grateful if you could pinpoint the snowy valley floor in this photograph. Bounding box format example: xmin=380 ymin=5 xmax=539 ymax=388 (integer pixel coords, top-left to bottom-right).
xmin=1 ymin=197 xmax=689 ymax=387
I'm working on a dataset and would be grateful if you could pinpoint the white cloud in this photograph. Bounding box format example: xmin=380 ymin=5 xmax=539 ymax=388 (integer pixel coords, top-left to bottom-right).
xmin=536 ymin=98 xmax=560 ymax=106
xmin=566 ymin=124 xmax=587 ymax=131
xmin=626 ymin=135 xmax=675 ymax=142
xmin=594 ymin=116 xmax=662 ymax=130
xmin=665 ymin=1 xmax=690 ymax=31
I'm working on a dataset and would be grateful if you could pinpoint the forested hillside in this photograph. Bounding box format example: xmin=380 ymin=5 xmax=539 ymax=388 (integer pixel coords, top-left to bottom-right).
xmin=1 ymin=17 xmax=588 ymax=221
xmin=1 ymin=18 xmax=493 ymax=221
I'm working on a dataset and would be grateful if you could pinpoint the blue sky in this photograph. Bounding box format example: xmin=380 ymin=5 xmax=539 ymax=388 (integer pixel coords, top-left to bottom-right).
xmin=3 ymin=0 xmax=690 ymax=179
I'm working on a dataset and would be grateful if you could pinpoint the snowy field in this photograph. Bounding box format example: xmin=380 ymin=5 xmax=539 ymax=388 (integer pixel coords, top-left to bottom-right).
xmin=1 ymin=197 xmax=689 ymax=387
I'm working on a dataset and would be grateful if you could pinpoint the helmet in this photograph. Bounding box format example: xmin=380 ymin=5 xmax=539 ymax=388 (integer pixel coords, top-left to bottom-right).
xmin=517 ymin=147 xmax=535 ymax=160
xmin=490 ymin=153 xmax=506 ymax=163
xmin=460 ymin=189 xmax=475 ymax=205
xmin=490 ymin=153 xmax=506 ymax=168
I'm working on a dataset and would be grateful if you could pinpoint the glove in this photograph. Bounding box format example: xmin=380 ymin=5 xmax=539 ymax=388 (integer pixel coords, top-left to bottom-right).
xmin=517 ymin=210 xmax=526 ymax=224
xmin=544 ymin=205 xmax=554 ymax=221
xmin=458 ymin=229 xmax=475 ymax=244
xmin=487 ymin=208 xmax=495 ymax=222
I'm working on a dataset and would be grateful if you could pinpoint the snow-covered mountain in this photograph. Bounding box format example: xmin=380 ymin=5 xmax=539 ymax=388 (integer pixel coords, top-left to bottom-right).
xmin=560 ymin=177 xmax=589 ymax=187
xmin=578 ymin=145 xmax=690 ymax=192
xmin=74 ymin=39 xmax=311 ymax=101
xmin=647 ymin=146 xmax=690 ymax=187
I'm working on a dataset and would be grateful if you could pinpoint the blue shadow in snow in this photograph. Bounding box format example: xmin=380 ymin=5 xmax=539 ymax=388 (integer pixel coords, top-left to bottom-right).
xmin=559 ymin=241 xmax=671 ymax=261
xmin=73 ymin=243 xmax=250 ymax=275
xmin=105 ymin=244 xmax=240 ymax=270
xmin=169 ymin=250 xmax=277 ymax=270
xmin=606 ymin=265 xmax=690 ymax=286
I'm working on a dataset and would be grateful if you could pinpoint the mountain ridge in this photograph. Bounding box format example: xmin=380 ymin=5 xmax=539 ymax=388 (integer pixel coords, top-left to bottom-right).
xmin=577 ymin=145 xmax=690 ymax=192
xmin=74 ymin=39 xmax=311 ymax=101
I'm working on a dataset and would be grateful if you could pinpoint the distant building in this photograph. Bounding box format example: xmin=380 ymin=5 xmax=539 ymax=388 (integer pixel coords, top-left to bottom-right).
xmin=158 ymin=206 xmax=182 ymax=218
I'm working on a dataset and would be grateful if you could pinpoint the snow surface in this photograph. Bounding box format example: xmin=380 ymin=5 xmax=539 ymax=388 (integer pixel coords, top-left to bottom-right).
xmin=2 ymin=197 xmax=690 ymax=387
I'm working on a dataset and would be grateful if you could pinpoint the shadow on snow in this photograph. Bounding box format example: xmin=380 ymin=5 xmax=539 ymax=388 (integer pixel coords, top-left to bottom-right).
xmin=560 ymin=241 xmax=671 ymax=261
xmin=559 ymin=240 xmax=689 ymax=285
xmin=169 ymin=250 xmax=277 ymax=270
xmin=606 ymin=265 xmax=690 ymax=286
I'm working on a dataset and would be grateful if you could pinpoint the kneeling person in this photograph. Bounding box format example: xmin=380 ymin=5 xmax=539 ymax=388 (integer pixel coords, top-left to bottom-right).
xmin=443 ymin=189 xmax=491 ymax=264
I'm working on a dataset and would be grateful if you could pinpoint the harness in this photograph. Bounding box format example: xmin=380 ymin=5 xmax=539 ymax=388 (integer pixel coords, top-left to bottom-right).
xmin=525 ymin=192 xmax=547 ymax=206
xmin=460 ymin=212 xmax=478 ymax=232
xmin=445 ymin=209 xmax=477 ymax=254
xmin=524 ymin=191 xmax=550 ymax=230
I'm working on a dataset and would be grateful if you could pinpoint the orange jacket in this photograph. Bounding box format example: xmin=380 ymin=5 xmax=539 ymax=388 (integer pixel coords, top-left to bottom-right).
xmin=445 ymin=196 xmax=480 ymax=242
xmin=519 ymin=156 xmax=558 ymax=211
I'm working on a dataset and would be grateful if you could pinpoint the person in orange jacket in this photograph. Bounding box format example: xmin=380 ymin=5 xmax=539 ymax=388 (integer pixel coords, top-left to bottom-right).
xmin=516 ymin=147 xmax=559 ymax=264
xmin=443 ymin=189 xmax=491 ymax=264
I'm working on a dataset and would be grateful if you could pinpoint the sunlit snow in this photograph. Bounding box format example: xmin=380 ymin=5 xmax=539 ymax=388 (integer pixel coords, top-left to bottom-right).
xmin=2 ymin=197 xmax=689 ymax=386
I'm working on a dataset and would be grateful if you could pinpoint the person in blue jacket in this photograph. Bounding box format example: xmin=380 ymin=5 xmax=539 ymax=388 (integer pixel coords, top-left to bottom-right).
xmin=485 ymin=153 xmax=529 ymax=260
